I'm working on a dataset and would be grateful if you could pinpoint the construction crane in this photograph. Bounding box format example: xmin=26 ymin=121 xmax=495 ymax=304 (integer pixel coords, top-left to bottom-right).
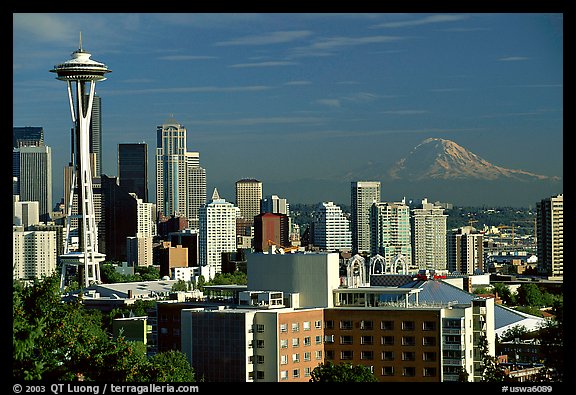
xmin=512 ymin=219 xmax=538 ymax=247
xmin=496 ymin=224 xmax=516 ymax=245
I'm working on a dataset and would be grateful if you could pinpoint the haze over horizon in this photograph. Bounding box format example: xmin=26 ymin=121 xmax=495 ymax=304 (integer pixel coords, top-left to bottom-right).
xmin=13 ymin=13 xmax=563 ymax=208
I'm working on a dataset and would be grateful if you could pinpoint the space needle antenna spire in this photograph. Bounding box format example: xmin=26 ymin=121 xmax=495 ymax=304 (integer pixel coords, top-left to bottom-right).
xmin=50 ymin=35 xmax=111 ymax=289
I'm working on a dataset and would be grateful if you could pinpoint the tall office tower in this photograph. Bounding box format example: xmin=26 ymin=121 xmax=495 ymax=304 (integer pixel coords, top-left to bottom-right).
xmin=312 ymin=201 xmax=352 ymax=252
xmin=411 ymin=198 xmax=448 ymax=270
xmin=13 ymin=228 xmax=58 ymax=281
xmin=261 ymin=194 xmax=289 ymax=216
xmin=186 ymin=151 xmax=206 ymax=230
xmin=13 ymin=145 xmax=53 ymax=223
xmin=90 ymin=95 xmax=102 ymax=176
xmin=199 ymin=189 xmax=239 ymax=278
xmin=156 ymin=118 xmax=188 ymax=218
xmin=351 ymin=181 xmax=380 ymax=254
xmin=50 ymin=38 xmax=110 ymax=288
xmin=13 ymin=126 xmax=44 ymax=148
xmin=370 ymin=199 xmax=412 ymax=268
xmin=118 ymin=142 xmax=148 ymax=202
xmin=536 ymin=193 xmax=563 ymax=277
xmin=235 ymin=178 xmax=262 ymax=221
xmin=447 ymin=226 xmax=484 ymax=275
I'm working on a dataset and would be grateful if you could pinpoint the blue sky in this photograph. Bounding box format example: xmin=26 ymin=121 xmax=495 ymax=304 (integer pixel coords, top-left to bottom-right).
xmin=13 ymin=13 xmax=563 ymax=206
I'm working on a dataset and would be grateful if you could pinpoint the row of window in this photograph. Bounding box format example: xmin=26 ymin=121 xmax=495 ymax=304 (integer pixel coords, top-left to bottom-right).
xmin=279 ymin=320 xmax=322 ymax=333
xmin=325 ymin=320 xmax=437 ymax=331
xmin=280 ymin=351 xmax=323 ymax=364
xmin=325 ymin=350 xmax=437 ymax=362
xmin=325 ymin=335 xmax=437 ymax=346
xmin=276 ymin=366 xmax=437 ymax=379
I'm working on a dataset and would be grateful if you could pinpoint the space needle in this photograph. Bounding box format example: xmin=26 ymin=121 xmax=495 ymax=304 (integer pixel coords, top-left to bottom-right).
xmin=50 ymin=34 xmax=110 ymax=289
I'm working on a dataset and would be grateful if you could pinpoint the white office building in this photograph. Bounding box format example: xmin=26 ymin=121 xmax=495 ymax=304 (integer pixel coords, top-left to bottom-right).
xmin=199 ymin=189 xmax=239 ymax=277
xmin=13 ymin=227 xmax=58 ymax=281
xmin=411 ymin=198 xmax=448 ymax=270
xmin=312 ymin=201 xmax=351 ymax=251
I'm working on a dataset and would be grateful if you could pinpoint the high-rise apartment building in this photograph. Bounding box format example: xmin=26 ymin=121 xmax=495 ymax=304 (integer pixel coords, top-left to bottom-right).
xmin=235 ymin=178 xmax=262 ymax=221
xmin=312 ymin=201 xmax=352 ymax=252
xmin=13 ymin=126 xmax=44 ymax=148
xmin=370 ymin=199 xmax=412 ymax=268
xmin=118 ymin=143 xmax=148 ymax=202
xmin=199 ymin=189 xmax=239 ymax=277
xmin=13 ymin=198 xmax=40 ymax=228
xmin=13 ymin=227 xmax=58 ymax=281
xmin=156 ymin=119 xmax=188 ymax=218
xmin=536 ymin=193 xmax=563 ymax=277
xmin=351 ymin=181 xmax=380 ymax=254
xmin=447 ymin=226 xmax=484 ymax=275
xmin=186 ymin=151 xmax=206 ymax=230
xmin=411 ymin=198 xmax=448 ymax=270
xmin=13 ymin=145 xmax=53 ymax=223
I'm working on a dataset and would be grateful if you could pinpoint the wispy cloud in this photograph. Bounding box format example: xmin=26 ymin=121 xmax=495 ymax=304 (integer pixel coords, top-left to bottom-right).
xmin=382 ymin=110 xmax=430 ymax=115
xmin=105 ymin=85 xmax=273 ymax=96
xmin=284 ymin=80 xmax=312 ymax=86
xmin=372 ymin=14 xmax=469 ymax=28
xmin=184 ymin=116 xmax=326 ymax=126
xmin=316 ymin=99 xmax=341 ymax=108
xmin=229 ymin=61 xmax=299 ymax=68
xmin=290 ymin=35 xmax=405 ymax=58
xmin=157 ymin=55 xmax=217 ymax=61
xmin=215 ymin=30 xmax=312 ymax=46
xmin=498 ymin=56 xmax=531 ymax=62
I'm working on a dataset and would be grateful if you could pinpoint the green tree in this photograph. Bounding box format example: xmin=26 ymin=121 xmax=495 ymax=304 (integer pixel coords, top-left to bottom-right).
xmin=172 ymin=279 xmax=188 ymax=292
xmin=516 ymin=283 xmax=544 ymax=307
xmin=492 ymin=282 xmax=516 ymax=305
xmin=499 ymin=325 xmax=529 ymax=342
xmin=147 ymin=350 xmax=195 ymax=382
xmin=478 ymin=335 xmax=509 ymax=382
xmin=309 ymin=361 xmax=378 ymax=382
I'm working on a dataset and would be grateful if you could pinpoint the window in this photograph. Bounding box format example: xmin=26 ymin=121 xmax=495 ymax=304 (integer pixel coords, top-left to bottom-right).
xmin=361 ymin=351 xmax=374 ymax=360
xmin=257 ymin=355 xmax=265 ymax=364
xmin=340 ymin=320 xmax=353 ymax=330
xmin=402 ymin=351 xmax=416 ymax=361
xmin=315 ymin=320 xmax=322 ymax=329
xmin=423 ymin=352 xmax=436 ymax=362
xmin=315 ymin=335 xmax=322 ymax=345
xmin=402 ymin=321 xmax=415 ymax=331
xmin=360 ymin=320 xmax=374 ymax=330
xmin=280 ymin=339 xmax=288 ymax=349
xmin=423 ymin=321 xmax=436 ymax=331
xmin=292 ymin=353 xmax=300 ymax=363
xmin=256 ymin=324 xmax=265 ymax=333
xmin=402 ymin=336 xmax=416 ymax=346
xmin=303 ymin=321 xmax=311 ymax=331
xmin=325 ymin=320 xmax=334 ymax=329
xmin=292 ymin=338 xmax=300 ymax=347
xmin=280 ymin=323 xmax=288 ymax=333
xmin=340 ymin=335 xmax=353 ymax=345
xmin=304 ymin=336 xmax=311 ymax=346
xmin=423 ymin=367 xmax=437 ymax=377
xmin=256 ymin=371 xmax=265 ymax=380
xmin=293 ymin=369 xmax=300 ymax=378
xmin=324 ymin=335 xmax=334 ymax=343
xmin=280 ymin=370 xmax=288 ymax=380
xmin=403 ymin=367 xmax=416 ymax=377
xmin=292 ymin=322 xmax=300 ymax=332
xmin=381 ymin=336 xmax=394 ymax=345
xmin=256 ymin=339 xmax=264 ymax=349
xmin=315 ymin=350 xmax=323 ymax=360
xmin=361 ymin=335 xmax=373 ymax=345
xmin=382 ymin=366 xmax=394 ymax=376
xmin=382 ymin=351 xmax=394 ymax=361
xmin=280 ymin=355 xmax=288 ymax=365
xmin=304 ymin=367 xmax=311 ymax=377
xmin=341 ymin=350 xmax=353 ymax=360
xmin=381 ymin=320 xmax=394 ymax=330
xmin=304 ymin=351 xmax=311 ymax=361
xmin=423 ymin=336 xmax=436 ymax=346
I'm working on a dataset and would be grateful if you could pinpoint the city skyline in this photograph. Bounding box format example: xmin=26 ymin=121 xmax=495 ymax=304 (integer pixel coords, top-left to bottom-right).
xmin=13 ymin=12 xmax=563 ymax=207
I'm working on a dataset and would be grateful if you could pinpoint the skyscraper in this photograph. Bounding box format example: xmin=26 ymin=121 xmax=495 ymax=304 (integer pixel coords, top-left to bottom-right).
xmin=235 ymin=178 xmax=262 ymax=221
xmin=261 ymin=195 xmax=289 ymax=216
xmin=90 ymin=95 xmax=102 ymax=176
xmin=156 ymin=118 xmax=188 ymax=219
xmin=351 ymin=181 xmax=380 ymax=254
xmin=312 ymin=201 xmax=352 ymax=252
xmin=370 ymin=199 xmax=412 ymax=268
xmin=199 ymin=189 xmax=239 ymax=278
xmin=118 ymin=142 xmax=148 ymax=202
xmin=411 ymin=198 xmax=448 ymax=270
xmin=536 ymin=193 xmax=563 ymax=277
xmin=447 ymin=226 xmax=484 ymax=275
xmin=13 ymin=126 xmax=44 ymax=148
xmin=186 ymin=151 xmax=206 ymax=230
xmin=13 ymin=145 xmax=53 ymax=223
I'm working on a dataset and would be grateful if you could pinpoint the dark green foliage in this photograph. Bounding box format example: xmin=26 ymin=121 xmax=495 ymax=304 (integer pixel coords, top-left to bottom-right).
xmin=13 ymin=274 xmax=194 ymax=382
xmin=309 ymin=361 xmax=378 ymax=382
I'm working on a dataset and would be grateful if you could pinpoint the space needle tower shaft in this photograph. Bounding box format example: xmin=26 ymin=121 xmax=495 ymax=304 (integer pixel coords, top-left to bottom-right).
xmin=50 ymin=34 xmax=111 ymax=288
